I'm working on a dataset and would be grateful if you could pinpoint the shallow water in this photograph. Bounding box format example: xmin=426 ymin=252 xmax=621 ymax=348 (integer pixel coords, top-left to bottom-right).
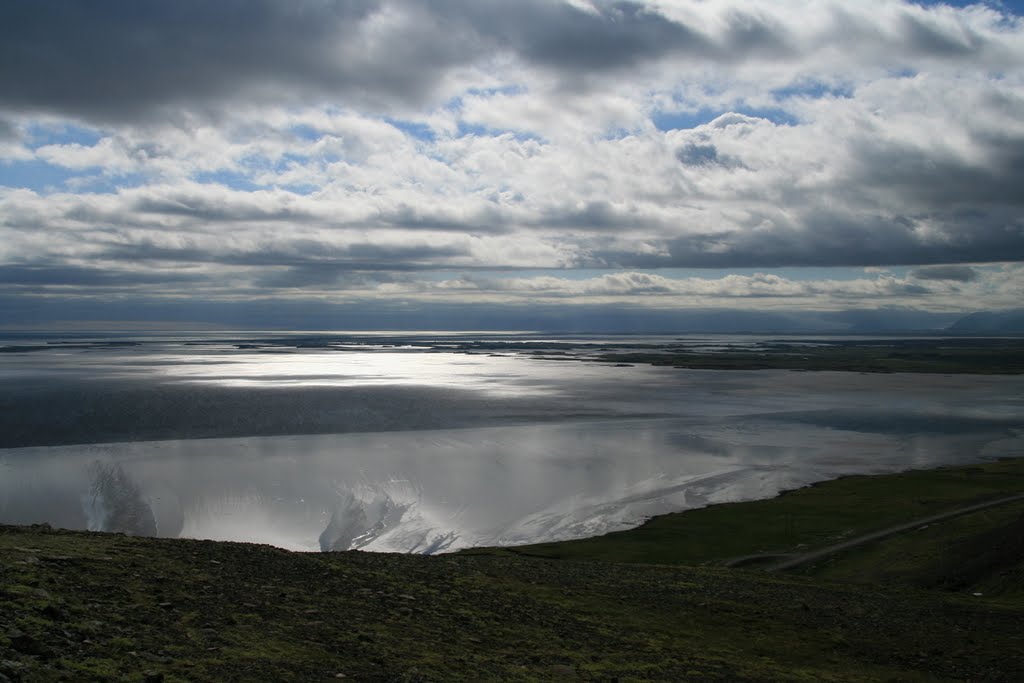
xmin=1 ymin=334 xmax=1021 ymax=552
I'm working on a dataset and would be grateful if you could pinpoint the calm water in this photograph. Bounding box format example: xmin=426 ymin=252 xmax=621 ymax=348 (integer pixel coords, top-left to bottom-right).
xmin=1 ymin=333 xmax=1022 ymax=552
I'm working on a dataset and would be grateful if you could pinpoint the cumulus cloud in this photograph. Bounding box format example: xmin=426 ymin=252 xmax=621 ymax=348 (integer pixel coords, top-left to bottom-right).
xmin=161 ymin=266 xmax=1016 ymax=315
xmin=1 ymin=1 xmax=1023 ymax=324
xmin=463 ymin=271 xmax=940 ymax=303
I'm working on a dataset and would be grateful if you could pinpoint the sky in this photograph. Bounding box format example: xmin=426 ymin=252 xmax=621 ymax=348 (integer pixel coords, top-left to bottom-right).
xmin=1 ymin=0 xmax=1023 ymax=331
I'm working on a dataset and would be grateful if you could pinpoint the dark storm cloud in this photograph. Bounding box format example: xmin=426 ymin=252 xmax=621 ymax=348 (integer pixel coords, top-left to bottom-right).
xmin=0 ymin=264 xmax=202 ymax=287
xmin=0 ymin=0 xmax=665 ymax=121
xmin=0 ymin=1 xmax=428 ymax=121
xmin=675 ymin=142 xmax=742 ymax=168
xmin=102 ymin=240 xmax=468 ymax=270
xmin=910 ymin=265 xmax=980 ymax=282
xmin=438 ymin=0 xmax=712 ymax=71
xmin=676 ymin=143 xmax=722 ymax=166
xmin=1 ymin=1 xmax=1008 ymax=124
xmin=0 ymin=118 xmax=16 ymax=141
xmin=133 ymin=191 xmax=509 ymax=233
xmin=899 ymin=12 xmax=984 ymax=57
xmin=458 ymin=0 xmax=1007 ymax=71
xmin=535 ymin=200 xmax=667 ymax=232
xmin=848 ymin=134 xmax=1024 ymax=208
xmin=825 ymin=5 xmax=1000 ymax=62
xmin=132 ymin=195 xmax=317 ymax=223
xmin=378 ymin=204 xmax=511 ymax=233
xmin=596 ymin=208 xmax=1024 ymax=269
xmin=0 ymin=0 xmax=718 ymax=122
xmin=0 ymin=293 xmax=963 ymax=333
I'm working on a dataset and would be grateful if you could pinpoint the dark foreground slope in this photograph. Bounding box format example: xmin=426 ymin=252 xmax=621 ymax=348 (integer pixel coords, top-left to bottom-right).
xmin=5 ymin=462 xmax=1024 ymax=681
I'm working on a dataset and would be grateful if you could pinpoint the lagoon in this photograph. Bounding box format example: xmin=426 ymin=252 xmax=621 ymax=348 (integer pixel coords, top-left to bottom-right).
xmin=1 ymin=333 xmax=1021 ymax=552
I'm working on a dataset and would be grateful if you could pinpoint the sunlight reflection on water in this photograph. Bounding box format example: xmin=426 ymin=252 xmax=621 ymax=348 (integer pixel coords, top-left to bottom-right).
xmin=159 ymin=351 xmax=563 ymax=395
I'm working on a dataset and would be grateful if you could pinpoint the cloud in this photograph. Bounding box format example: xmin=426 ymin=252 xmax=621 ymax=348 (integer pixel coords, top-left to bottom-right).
xmin=1 ymin=1 xmax=1023 ymax=324
xmin=0 ymin=1 xmax=384 ymax=121
xmin=0 ymin=264 xmax=204 ymax=288
xmin=472 ymin=271 xmax=938 ymax=302
xmin=0 ymin=118 xmax=16 ymax=141
xmin=910 ymin=265 xmax=980 ymax=282
xmin=675 ymin=141 xmax=742 ymax=168
xmin=2 ymin=1 xmax=1020 ymax=124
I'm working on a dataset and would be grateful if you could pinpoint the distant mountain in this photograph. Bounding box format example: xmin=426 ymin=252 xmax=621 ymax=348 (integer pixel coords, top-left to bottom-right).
xmin=2 ymin=296 xmax=981 ymax=335
xmin=948 ymin=311 xmax=1024 ymax=334
xmin=442 ymin=307 xmax=960 ymax=335
xmin=826 ymin=308 xmax=960 ymax=334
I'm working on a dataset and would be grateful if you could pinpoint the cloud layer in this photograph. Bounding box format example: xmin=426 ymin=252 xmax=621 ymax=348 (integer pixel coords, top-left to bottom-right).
xmin=1 ymin=1 xmax=1023 ymax=322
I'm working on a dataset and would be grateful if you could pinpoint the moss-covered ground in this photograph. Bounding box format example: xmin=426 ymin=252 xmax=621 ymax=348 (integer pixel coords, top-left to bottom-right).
xmin=4 ymin=459 xmax=1024 ymax=681
xmin=593 ymin=337 xmax=1024 ymax=374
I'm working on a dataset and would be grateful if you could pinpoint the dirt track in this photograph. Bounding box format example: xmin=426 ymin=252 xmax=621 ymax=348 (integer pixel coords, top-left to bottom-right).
xmin=754 ymin=493 xmax=1024 ymax=572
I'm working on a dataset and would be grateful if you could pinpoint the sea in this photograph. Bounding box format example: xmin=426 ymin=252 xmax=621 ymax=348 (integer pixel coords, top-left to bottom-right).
xmin=1 ymin=330 xmax=1021 ymax=553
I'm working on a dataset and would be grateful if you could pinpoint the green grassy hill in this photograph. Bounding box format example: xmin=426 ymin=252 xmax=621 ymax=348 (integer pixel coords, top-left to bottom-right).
xmin=485 ymin=459 xmax=1024 ymax=582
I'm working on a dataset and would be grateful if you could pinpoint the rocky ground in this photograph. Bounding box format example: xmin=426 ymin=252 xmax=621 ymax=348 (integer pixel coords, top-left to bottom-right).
xmin=2 ymin=522 xmax=1023 ymax=682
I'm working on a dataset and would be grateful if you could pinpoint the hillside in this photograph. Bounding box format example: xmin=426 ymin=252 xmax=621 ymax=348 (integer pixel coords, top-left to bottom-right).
xmin=4 ymin=460 xmax=1024 ymax=681
xmin=948 ymin=311 xmax=1024 ymax=334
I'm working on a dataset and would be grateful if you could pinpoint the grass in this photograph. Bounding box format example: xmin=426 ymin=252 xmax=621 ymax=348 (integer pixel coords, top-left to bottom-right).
xmin=481 ymin=458 xmax=1024 ymax=570
xmin=3 ymin=460 xmax=1024 ymax=681
xmin=594 ymin=338 xmax=1024 ymax=374
xmin=795 ymin=500 xmax=1024 ymax=600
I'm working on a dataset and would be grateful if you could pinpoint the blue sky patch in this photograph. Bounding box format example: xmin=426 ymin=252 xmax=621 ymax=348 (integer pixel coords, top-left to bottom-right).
xmin=922 ymin=0 xmax=1024 ymax=12
xmin=385 ymin=118 xmax=437 ymax=143
xmin=24 ymin=122 xmax=104 ymax=149
xmin=289 ymin=124 xmax=321 ymax=142
xmin=455 ymin=121 xmax=542 ymax=142
xmin=772 ymin=81 xmax=854 ymax=101
xmin=194 ymin=169 xmax=266 ymax=192
xmin=652 ymin=107 xmax=799 ymax=132
xmin=0 ymin=159 xmax=79 ymax=192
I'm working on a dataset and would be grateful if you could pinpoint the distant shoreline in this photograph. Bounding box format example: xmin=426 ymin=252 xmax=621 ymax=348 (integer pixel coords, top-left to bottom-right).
xmin=8 ymin=331 xmax=1019 ymax=374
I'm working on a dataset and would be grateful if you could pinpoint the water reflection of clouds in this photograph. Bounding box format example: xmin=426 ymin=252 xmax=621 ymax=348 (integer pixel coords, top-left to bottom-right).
xmin=3 ymin=415 xmax=1021 ymax=553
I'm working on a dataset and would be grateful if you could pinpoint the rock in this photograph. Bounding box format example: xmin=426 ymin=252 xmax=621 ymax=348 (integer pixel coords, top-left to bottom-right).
xmin=7 ymin=630 xmax=50 ymax=658
xmin=140 ymin=653 xmax=173 ymax=664
xmin=41 ymin=603 xmax=67 ymax=620
xmin=0 ymin=663 xmax=17 ymax=683
xmin=551 ymin=663 xmax=577 ymax=678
